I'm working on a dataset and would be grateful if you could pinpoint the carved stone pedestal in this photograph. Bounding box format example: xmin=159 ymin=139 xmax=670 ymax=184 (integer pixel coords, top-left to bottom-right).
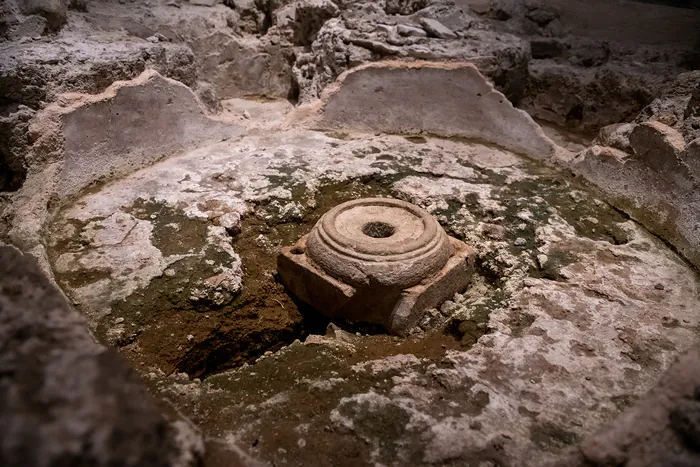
xmin=278 ymin=198 xmax=475 ymax=335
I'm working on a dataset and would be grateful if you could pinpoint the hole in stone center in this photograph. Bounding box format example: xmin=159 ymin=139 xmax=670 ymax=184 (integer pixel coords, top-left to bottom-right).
xmin=362 ymin=221 xmax=396 ymax=238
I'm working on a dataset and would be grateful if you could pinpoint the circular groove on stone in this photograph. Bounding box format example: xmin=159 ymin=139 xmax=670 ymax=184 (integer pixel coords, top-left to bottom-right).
xmin=318 ymin=198 xmax=441 ymax=258
xmin=306 ymin=198 xmax=454 ymax=288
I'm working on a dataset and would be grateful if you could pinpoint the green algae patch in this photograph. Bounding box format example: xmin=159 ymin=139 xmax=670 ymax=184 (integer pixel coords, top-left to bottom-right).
xmin=448 ymin=288 xmax=509 ymax=347
xmin=129 ymin=198 xmax=211 ymax=256
xmin=151 ymin=330 xmax=470 ymax=467
xmin=499 ymin=172 xmax=631 ymax=247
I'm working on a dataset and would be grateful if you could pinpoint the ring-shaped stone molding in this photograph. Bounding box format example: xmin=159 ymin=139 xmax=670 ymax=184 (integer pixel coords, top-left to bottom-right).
xmin=305 ymin=198 xmax=454 ymax=288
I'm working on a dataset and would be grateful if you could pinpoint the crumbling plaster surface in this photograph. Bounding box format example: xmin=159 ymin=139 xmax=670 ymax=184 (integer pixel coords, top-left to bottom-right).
xmin=2 ymin=70 xmax=242 ymax=276
xmin=316 ymin=61 xmax=563 ymax=161
xmin=51 ymin=70 xmax=242 ymax=200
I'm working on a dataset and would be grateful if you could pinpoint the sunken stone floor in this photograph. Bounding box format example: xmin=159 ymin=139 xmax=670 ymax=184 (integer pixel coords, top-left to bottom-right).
xmin=45 ymin=126 xmax=700 ymax=466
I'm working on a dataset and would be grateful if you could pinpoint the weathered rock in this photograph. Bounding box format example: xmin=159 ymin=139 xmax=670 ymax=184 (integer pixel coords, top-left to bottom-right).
xmin=486 ymin=0 xmax=521 ymax=21
xmin=506 ymin=0 xmax=698 ymax=131
xmin=595 ymin=123 xmax=635 ymax=153
xmin=325 ymin=322 xmax=359 ymax=344
xmin=68 ymin=0 xmax=88 ymax=11
xmin=522 ymin=62 xmax=658 ymax=131
xmin=484 ymin=0 xmax=561 ymax=35
xmin=682 ymin=138 xmax=700 ymax=182
xmin=567 ymin=38 xmax=610 ymax=68
xmin=224 ymin=0 xmax=265 ymax=33
xmin=0 ymin=105 xmax=35 ymax=192
xmin=525 ymin=4 xmax=558 ymax=27
xmin=85 ymin=12 xmax=158 ymax=40
xmin=84 ymin=0 xmax=294 ymax=100
xmin=292 ymin=18 xmax=352 ymax=102
xmin=194 ymin=80 xmax=222 ymax=113
xmin=635 ymin=71 xmax=700 ymax=128
xmin=483 ymin=0 xmax=700 ymax=47
xmin=18 ymin=0 xmax=67 ymax=31
xmin=530 ymin=37 xmax=566 ymax=59
xmin=318 ymin=61 xmax=561 ymax=161
xmin=629 ymin=121 xmax=686 ymax=174
xmin=0 ymin=39 xmax=197 ymax=109
xmin=623 ymin=71 xmax=700 ymax=145
xmin=572 ymin=143 xmax=700 ymax=270
xmin=281 ymin=0 xmax=340 ymax=45
xmin=1 ymin=13 xmax=47 ymax=40
xmin=217 ymin=211 xmax=243 ymax=236
xmin=303 ymin=324 xmax=358 ymax=349
xmin=292 ymin=9 xmax=529 ymax=103
xmin=551 ymin=345 xmax=700 ymax=467
xmin=190 ymin=32 xmax=295 ymax=99
xmin=385 ymin=0 xmax=428 ymax=15
xmin=636 ymin=98 xmax=686 ymax=128
xmin=680 ymin=116 xmax=700 ymax=143
xmin=286 ymin=0 xmax=697 ymax=131
xmin=685 ymin=84 xmax=700 ymax=119
xmin=419 ymin=17 xmax=457 ymax=39
xmin=0 ymin=0 xmax=19 ymax=37
xmin=397 ymin=23 xmax=427 ymax=37
xmin=0 ymin=245 xmax=204 ymax=467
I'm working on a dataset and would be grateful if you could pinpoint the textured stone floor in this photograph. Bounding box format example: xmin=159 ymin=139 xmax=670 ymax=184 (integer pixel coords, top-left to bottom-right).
xmin=45 ymin=125 xmax=700 ymax=466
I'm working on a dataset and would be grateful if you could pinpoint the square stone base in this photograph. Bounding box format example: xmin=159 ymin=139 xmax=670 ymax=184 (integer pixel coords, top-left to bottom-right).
xmin=278 ymin=236 xmax=475 ymax=335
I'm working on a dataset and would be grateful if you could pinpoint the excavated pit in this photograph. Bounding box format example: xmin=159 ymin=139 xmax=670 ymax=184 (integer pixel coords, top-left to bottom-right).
xmin=2 ymin=1 xmax=700 ymax=466
xmin=46 ymin=170 xmax=472 ymax=379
